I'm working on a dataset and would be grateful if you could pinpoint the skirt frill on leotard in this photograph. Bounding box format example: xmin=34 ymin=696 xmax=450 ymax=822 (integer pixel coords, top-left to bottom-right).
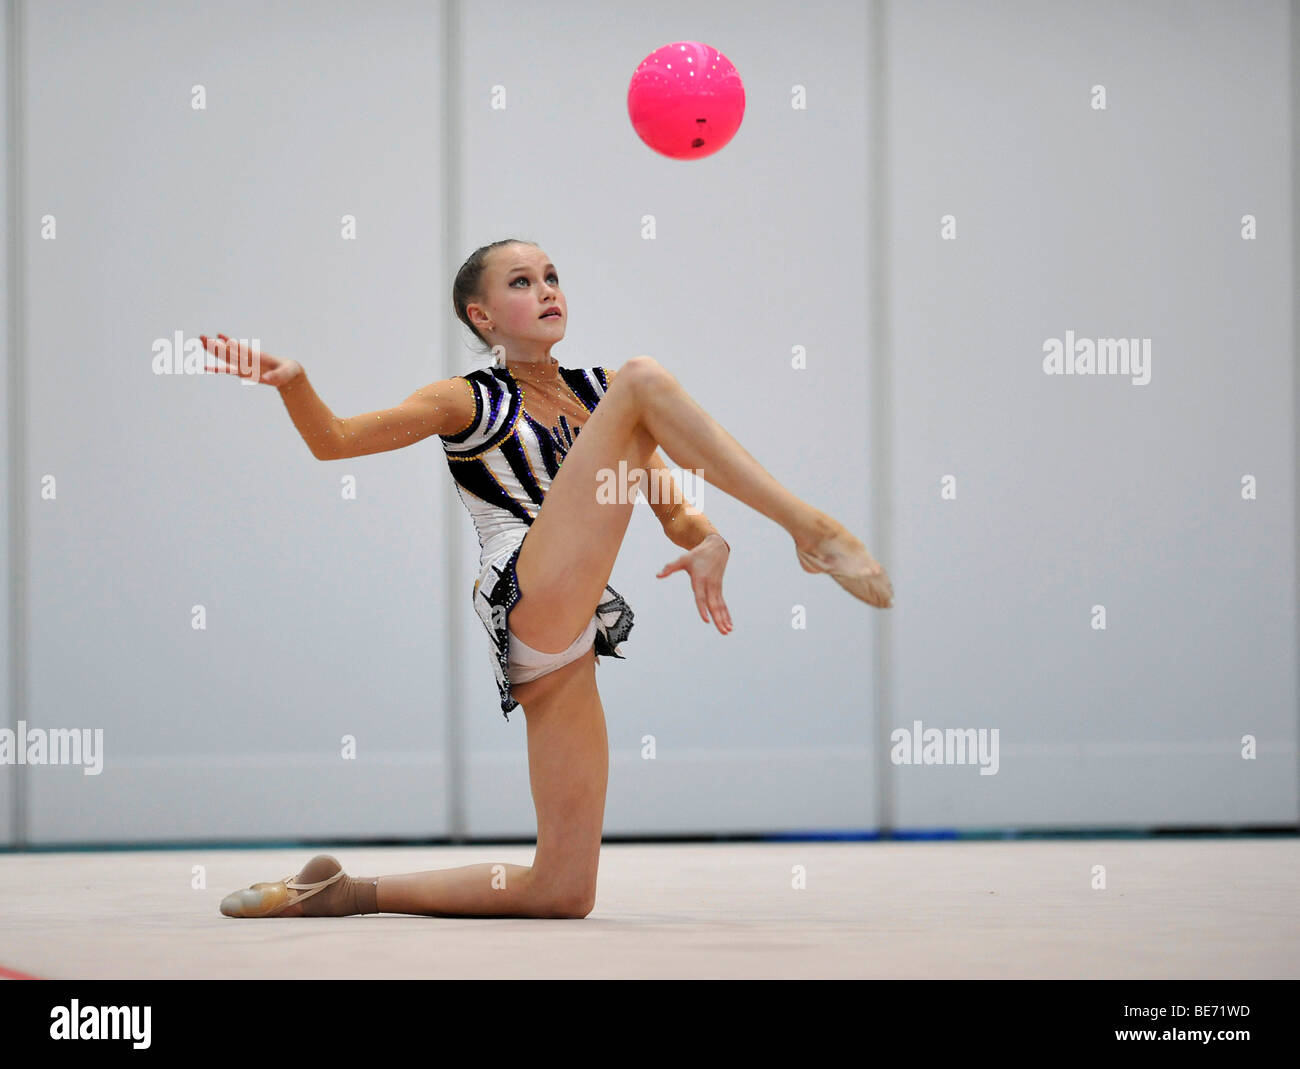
xmin=472 ymin=539 xmax=634 ymax=720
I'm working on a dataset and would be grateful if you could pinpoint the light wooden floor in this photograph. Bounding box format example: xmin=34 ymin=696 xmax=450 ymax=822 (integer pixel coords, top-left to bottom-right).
xmin=1 ymin=839 xmax=1296 ymax=979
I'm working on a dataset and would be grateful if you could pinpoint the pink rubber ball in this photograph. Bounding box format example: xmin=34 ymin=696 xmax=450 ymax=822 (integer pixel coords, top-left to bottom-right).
xmin=627 ymin=42 xmax=746 ymax=160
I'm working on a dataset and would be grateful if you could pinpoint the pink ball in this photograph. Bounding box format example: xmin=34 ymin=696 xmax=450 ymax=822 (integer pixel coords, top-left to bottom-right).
xmin=627 ymin=42 xmax=746 ymax=160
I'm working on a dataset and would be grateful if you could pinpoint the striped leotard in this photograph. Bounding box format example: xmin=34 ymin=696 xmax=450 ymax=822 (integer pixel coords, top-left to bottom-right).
xmin=439 ymin=358 xmax=634 ymax=719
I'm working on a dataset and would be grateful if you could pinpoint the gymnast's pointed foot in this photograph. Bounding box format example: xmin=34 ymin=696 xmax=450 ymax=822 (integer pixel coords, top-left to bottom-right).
xmin=219 ymin=854 xmax=381 ymax=917
xmin=795 ymin=513 xmax=894 ymax=609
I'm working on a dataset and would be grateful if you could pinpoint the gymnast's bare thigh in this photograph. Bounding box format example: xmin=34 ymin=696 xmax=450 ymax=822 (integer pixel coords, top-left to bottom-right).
xmin=510 ymin=644 xmax=598 ymax=712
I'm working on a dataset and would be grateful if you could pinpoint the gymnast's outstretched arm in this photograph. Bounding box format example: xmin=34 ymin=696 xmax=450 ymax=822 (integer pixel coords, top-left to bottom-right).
xmin=642 ymin=447 xmax=733 ymax=632
xmin=278 ymin=370 xmax=477 ymax=461
xmin=644 ymin=447 xmax=726 ymax=552
xmin=200 ymin=333 xmax=477 ymax=460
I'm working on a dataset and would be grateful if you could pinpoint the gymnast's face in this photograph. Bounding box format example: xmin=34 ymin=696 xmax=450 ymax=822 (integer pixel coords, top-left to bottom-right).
xmin=469 ymin=245 xmax=566 ymax=358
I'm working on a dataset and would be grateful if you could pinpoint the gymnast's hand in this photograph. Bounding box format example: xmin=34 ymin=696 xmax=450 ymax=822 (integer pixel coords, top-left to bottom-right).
xmin=199 ymin=333 xmax=303 ymax=387
xmin=656 ymin=533 xmax=733 ymax=635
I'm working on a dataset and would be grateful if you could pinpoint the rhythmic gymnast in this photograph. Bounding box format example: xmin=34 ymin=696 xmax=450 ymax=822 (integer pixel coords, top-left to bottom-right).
xmin=204 ymin=239 xmax=893 ymax=920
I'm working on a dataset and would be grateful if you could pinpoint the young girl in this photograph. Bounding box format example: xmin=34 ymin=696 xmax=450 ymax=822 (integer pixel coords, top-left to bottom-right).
xmin=205 ymin=239 xmax=893 ymax=920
